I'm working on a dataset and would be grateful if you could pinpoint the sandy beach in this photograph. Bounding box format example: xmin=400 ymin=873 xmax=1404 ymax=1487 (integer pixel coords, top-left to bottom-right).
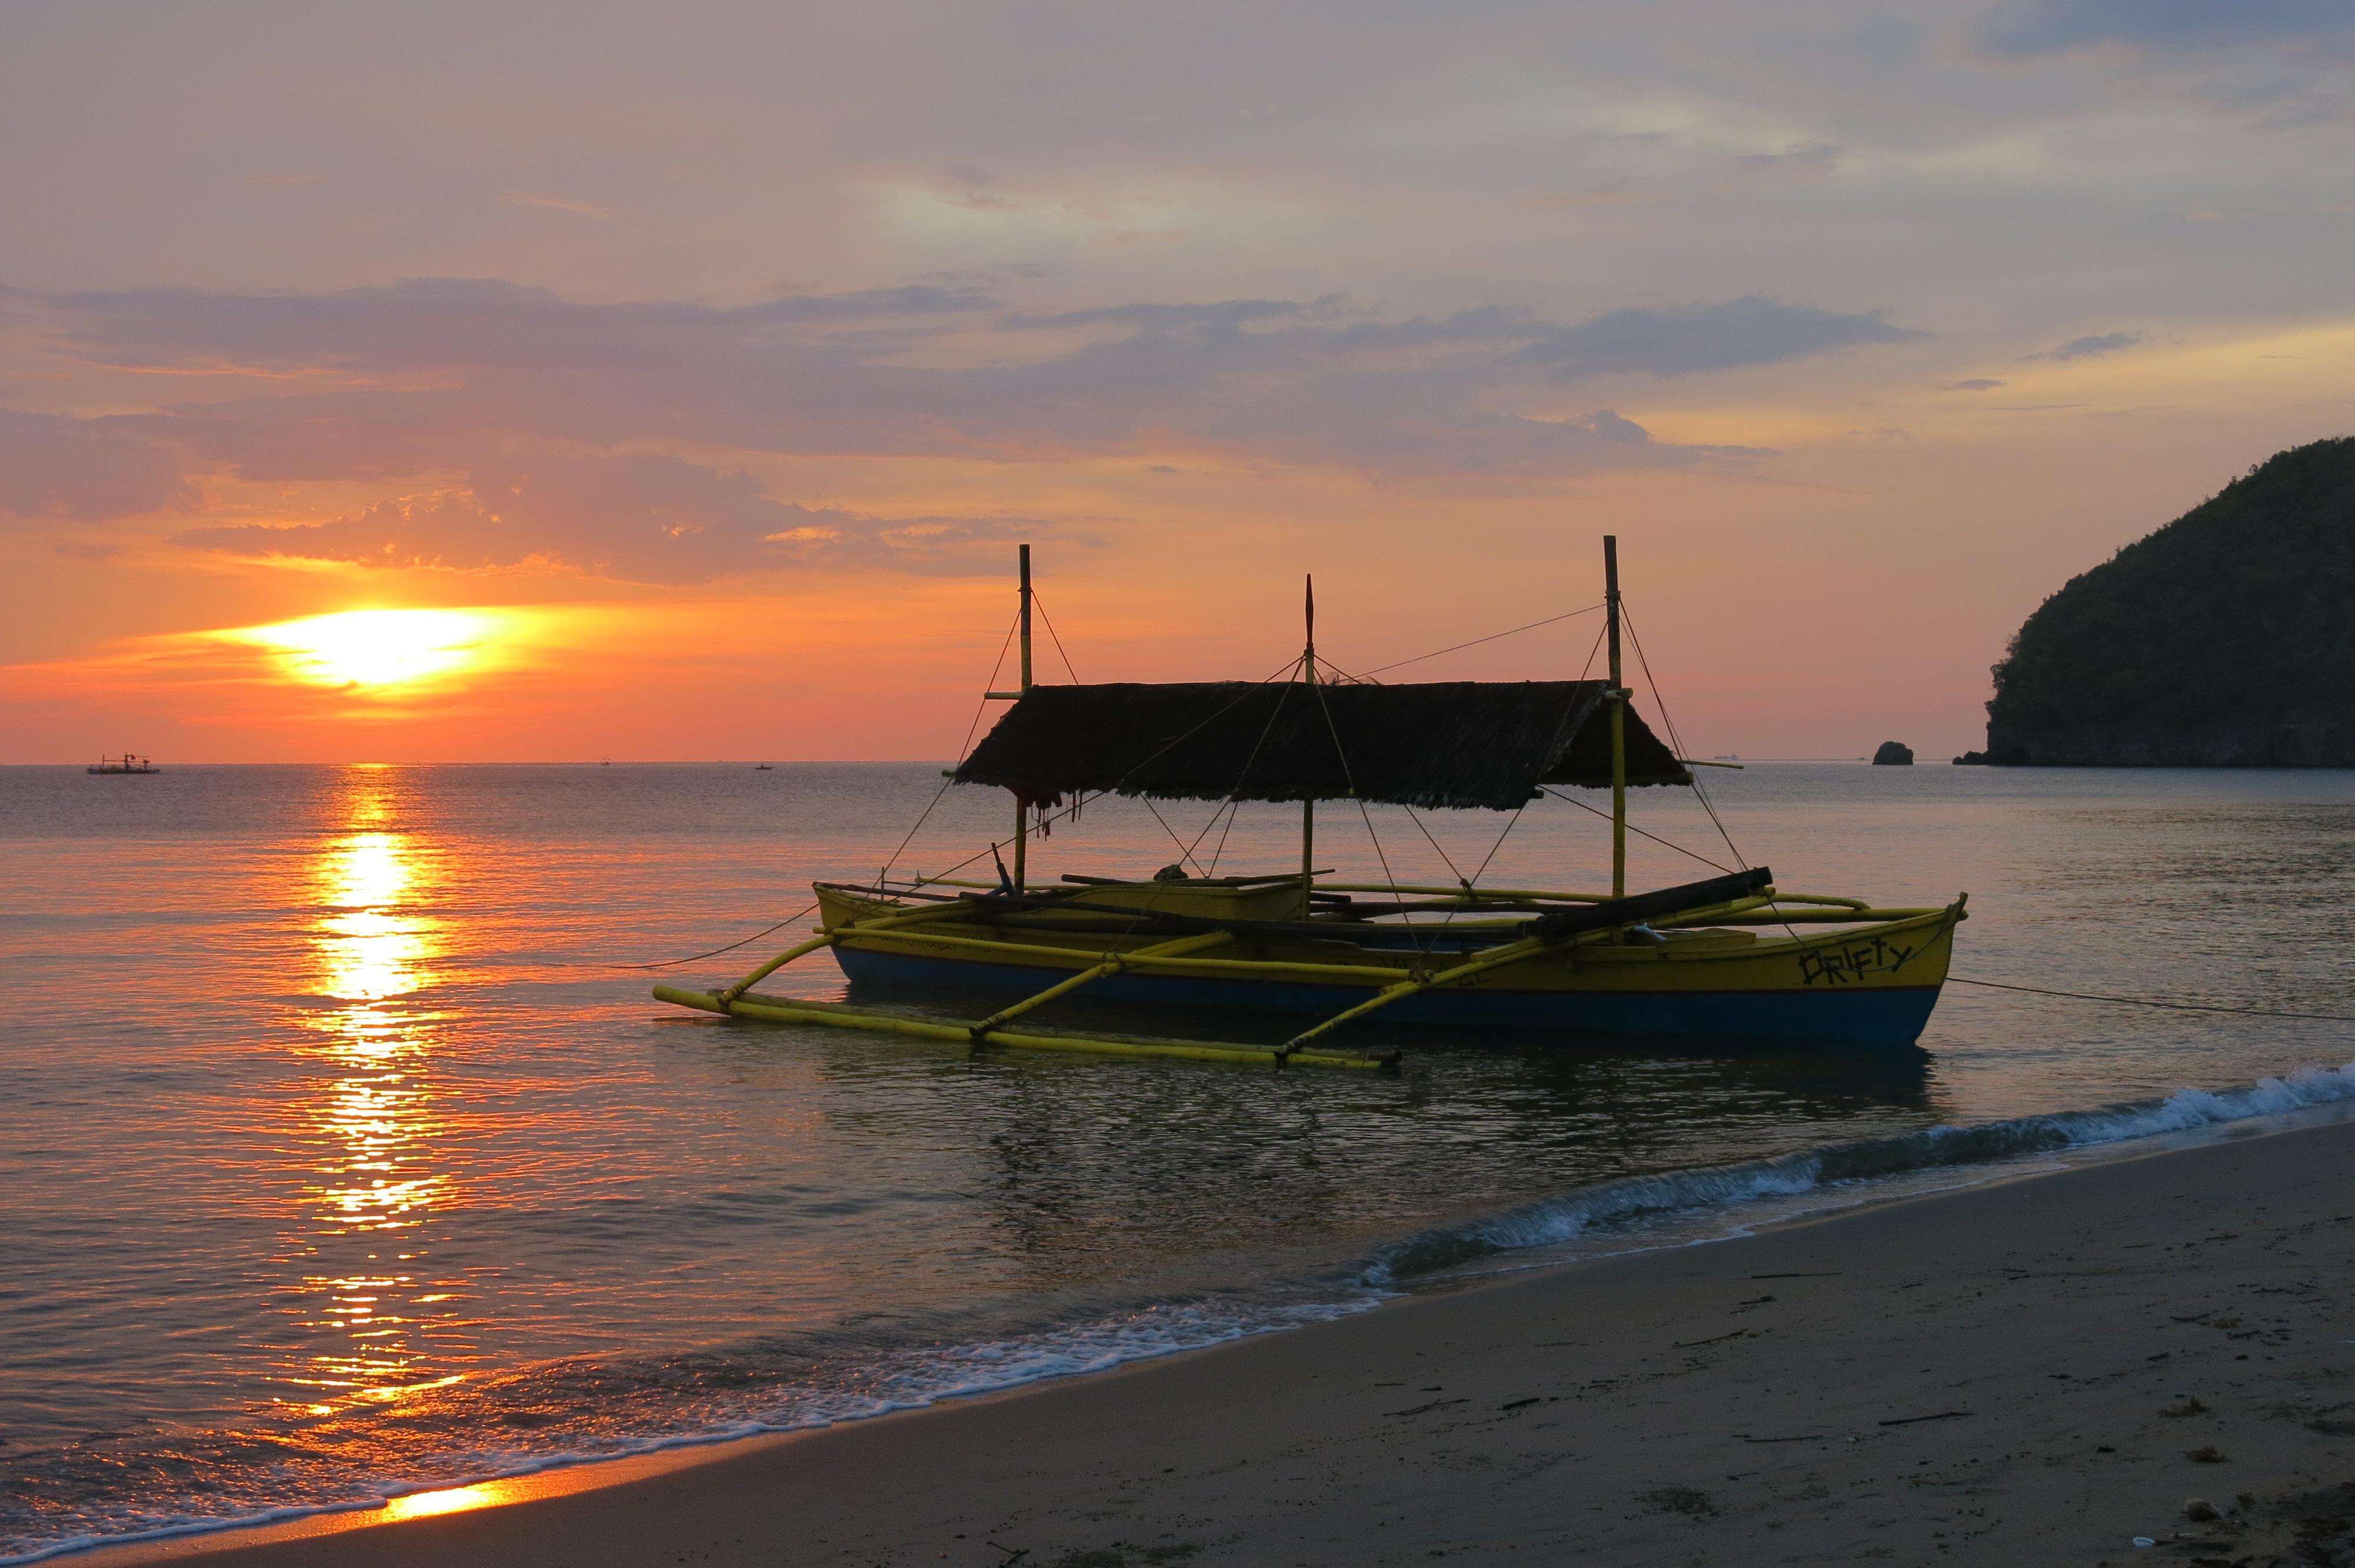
xmin=88 ymin=1113 xmax=2354 ymax=1568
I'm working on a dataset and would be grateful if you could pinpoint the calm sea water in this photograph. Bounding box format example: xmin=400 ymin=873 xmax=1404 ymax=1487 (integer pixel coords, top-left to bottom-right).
xmin=5 ymin=760 xmax=2355 ymax=1559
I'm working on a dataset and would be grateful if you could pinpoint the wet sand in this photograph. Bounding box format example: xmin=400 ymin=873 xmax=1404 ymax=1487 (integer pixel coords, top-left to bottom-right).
xmin=106 ymin=1117 xmax=2355 ymax=1567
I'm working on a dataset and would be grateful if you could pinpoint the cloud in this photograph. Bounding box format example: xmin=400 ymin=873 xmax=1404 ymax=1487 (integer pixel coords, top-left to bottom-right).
xmin=1973 ymin=0 xmax=2355 ymax=58
xmin=2025 ymin=330 xmax=2143 ymax=362
xmin=1003 ymin=298 xmax=1314 ymax=333
xmin=1941 ymin=377 xmax=2006 ymax=390
xmin=6 ymin=276 xmax=1933 ymax=569
xmin=1730 ymin=143 xmax=1843 ymax=182
xmin=502 ymin=192 xmax=614 ymax=219
xmin=0 ymin=408 xmax=191 ymax=521
xmin=1969 ymin=0 xmax=2355 ymax=123
xmin=1515 ymin=297 xmax=1926 ymax=381
xmin=175 ymin=454 xmax=1039 ymax=584
xmin=739 ymin=285 xmax=1004 ymax=323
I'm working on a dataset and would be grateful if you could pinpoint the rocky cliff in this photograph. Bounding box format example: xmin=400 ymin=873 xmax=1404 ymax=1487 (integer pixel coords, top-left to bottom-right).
xmin=1982 ymin=437 xmax=2355 ymax=766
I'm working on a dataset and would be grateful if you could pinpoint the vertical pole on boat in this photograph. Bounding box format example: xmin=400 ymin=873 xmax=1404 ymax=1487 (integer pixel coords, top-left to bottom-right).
xmin=1604 ymin=535 xmax=1627 ymax=898
xmin=1013 ymin=543 xmax=1033 ymax=892
xmin=1018 ymin=542 xmax=1034 ymax=694
xmin=1301 ymin=573 xmax=1316 ymax=919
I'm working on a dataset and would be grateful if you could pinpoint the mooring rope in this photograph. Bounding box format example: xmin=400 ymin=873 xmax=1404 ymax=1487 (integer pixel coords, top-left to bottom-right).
xmin=621 ymin=900 xmax=824 ymax=969
xmin=1948 ymin=976 xmax=2355 ymax=1022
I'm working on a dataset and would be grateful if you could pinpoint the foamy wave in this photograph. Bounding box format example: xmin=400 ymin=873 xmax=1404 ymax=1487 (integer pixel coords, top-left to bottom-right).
xmin=1366 ymin=1060 xmax=2355 ymax=1283
xmin=0 ymin=1298 xmax=1372 ymax=1566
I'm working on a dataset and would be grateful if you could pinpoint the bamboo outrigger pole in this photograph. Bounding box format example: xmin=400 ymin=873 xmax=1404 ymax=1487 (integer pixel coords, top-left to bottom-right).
xmin=1301 ymin=573 xmax=1316 ymax=919
xmin=1604 ymin=535 xmax=1627 ymax=899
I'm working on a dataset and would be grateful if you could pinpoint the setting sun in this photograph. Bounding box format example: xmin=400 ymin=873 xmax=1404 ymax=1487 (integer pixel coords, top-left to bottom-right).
xmin=242 ymin=610 xmax=503 ymax=690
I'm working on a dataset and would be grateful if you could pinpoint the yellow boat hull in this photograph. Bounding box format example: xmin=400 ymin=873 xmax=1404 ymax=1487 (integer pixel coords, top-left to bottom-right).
xmin=812 ymin=887 xmax=1962 ymax=1048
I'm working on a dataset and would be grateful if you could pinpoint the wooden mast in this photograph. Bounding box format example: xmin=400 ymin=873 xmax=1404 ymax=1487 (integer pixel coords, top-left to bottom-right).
xmin=1300 ymin=573 xmax=1316 ymax=918
xmin=1604 ymin=535 xmax=1627 ymax=898
xmin=1013 ymin=543 xmax=1033 ymax=892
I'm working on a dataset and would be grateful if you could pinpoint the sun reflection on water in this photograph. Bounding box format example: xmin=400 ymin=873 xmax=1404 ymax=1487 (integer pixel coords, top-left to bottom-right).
xmin=274 ymin=769 xmax=483 ymax=1419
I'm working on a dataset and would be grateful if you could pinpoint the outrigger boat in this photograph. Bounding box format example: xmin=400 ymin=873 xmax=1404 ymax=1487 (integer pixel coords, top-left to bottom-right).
xmin=657 ymin=541 xmax=1966 ymax=1071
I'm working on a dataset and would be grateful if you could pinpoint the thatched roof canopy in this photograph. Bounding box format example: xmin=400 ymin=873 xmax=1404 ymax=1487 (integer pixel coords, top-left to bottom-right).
xmin=953 ymin=680 xmax=1693 ymax=811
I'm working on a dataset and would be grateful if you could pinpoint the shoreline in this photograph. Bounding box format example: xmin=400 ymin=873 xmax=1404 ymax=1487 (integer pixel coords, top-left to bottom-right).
xmin=66 ymin=1108 xmax=2355 ymax=1567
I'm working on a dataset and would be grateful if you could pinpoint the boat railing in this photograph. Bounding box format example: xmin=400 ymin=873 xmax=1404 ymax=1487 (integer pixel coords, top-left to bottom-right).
xmin=849 ymin=875 xmax=1938 ymax=927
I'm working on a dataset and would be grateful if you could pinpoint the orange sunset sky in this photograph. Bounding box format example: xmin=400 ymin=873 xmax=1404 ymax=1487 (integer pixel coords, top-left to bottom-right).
xmin=4 ymin=2 xmax=2351 ymax=764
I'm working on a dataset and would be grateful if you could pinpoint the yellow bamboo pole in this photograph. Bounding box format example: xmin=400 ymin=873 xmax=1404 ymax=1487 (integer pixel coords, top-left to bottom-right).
xmin=1318 ymin=883 xmax=1888 ymax=913
xmin=1281 ymin=933 xmax=1552 ymax=1051
xmin=715 ymin=932 xmax=837 ymax=1006
xmin=1275 ymin=892 xmax=1796 ymax=1052
xmin=1319 ymin=882 xmax=1615 ymax=902
xmin=843 ymin=926 xmax=1415 ymax=985
xmin=967 ymin=931 xmax=1233 ymax=1035
xmin=1663 ymin=907 xmax=1941 ymax=926
xmin=717 ymin=897 xmax=979 ymax=1004
xmin=653 ymin=985 xmax=1392 ymax=1072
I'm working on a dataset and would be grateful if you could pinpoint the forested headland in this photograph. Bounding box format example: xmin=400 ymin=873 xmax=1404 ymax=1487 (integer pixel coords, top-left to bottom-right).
xmin=1972 ymin=437 xmax=2355 ymax=766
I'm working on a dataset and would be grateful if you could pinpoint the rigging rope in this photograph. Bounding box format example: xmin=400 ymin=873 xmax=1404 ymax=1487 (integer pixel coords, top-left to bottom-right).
xmin=1428 ymin=619 xmax=1611 ymax=936
xmin=1399 ymin=806 xmax=1468 ymax=886
xmin=1304 ymin=668 xmax=1421 ymax=949
xmin=1141 ymin=795 xmax=1208 ymax=873
xmin=1356 ymin=604 xmax=1604 ymax=678
xmin=1948 ymin=976 xmax=2355 ymax=1022
xmin=1540 ymin=786 xmax=1732 ymax=872
xmin=1619 ymin=599 xmax=1748 ymax=873
xmin=874 ymin=608 xmax=1022 ymax=888
xmin=1033 ymin=592 xmax=1082 ymax=682
xmin=1195 ymin=672 xmax=1297 ymax=876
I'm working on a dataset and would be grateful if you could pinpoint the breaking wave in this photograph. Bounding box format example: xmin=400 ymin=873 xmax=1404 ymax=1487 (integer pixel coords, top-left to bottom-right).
xmin=0 ymin=1297 xmax=1372 ymax=1564
xmin=1365 ymin=1059 xmax=2355 ymax=1283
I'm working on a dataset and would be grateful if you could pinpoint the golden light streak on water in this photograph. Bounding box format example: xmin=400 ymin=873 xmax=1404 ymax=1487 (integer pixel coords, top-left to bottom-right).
xmin=273 ymin=769 xmax=482 ymax=1417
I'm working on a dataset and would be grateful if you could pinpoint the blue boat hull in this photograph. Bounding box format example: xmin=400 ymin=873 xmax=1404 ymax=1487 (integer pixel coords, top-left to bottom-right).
xmin=832 ymin=945 xmax=1941 ymax=1049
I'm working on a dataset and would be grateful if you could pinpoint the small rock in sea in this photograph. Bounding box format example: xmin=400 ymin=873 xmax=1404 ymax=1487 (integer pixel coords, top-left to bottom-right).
xmin=2185 ymin=1445 xmax=2228 ymax=1463
xmin=1872 ymin=740 xmax=1914 ymax=766
xmin=2183 ymin=1499 xmax=2220 ymax=1522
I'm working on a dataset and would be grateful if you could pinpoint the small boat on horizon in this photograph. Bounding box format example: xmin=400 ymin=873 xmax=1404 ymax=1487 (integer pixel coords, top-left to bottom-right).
xmin=87 ymin=753 xmax=161 ymax=775
xmin=658 ymin=542 xmax=1966 ymax=1069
